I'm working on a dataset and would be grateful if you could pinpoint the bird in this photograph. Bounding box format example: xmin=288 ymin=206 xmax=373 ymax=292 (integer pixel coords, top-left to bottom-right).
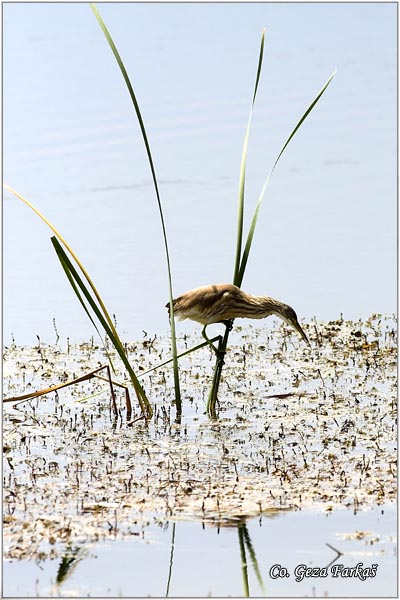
xmin=166 ymin=283 xmax=310 ymax=346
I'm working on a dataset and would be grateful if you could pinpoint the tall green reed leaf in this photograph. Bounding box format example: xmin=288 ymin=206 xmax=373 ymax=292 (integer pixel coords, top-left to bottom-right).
xmin=52 ymin=236 xmax=151 ymax=417
xmin=4 ymin=184 xmax=151 ymax=418
xmin=233 ymin=29 xmax=265 ymax=286
xmin=4 ymin=185 xmax=119 ymax=343
xmin=208 ymin=30 xmax=267 ymax=416
xmin=237 ymin=70 xmax=336 ymax=286
xmin=50 ymin=236 xmax=110 ymax=355
xmin=90 ymin=3 xmax=181 ymax=414
xmin=208 ymin=36 xmax=335 ymax=416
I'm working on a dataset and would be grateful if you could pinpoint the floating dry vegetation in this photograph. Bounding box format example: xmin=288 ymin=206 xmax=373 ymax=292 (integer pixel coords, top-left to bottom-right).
xmin=3 ymin=315 xmax=397 ymax=561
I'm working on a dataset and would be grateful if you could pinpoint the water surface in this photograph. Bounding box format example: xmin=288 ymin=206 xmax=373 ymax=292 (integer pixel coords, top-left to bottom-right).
xmin=4 ymin=316 xmax=397 ymax=597
xmin=3 ymin=3 xmax=397 ymax=345
xmin=4 ymin=505 xmax=397 ymax=597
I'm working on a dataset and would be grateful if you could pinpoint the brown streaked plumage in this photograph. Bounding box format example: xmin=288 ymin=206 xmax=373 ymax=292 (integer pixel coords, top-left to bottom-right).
xmin=166 ymin=283 xmax=310 ymax=345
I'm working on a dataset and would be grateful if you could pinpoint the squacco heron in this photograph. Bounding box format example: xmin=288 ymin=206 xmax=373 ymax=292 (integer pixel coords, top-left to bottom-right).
xmin=166 ymin=283 xmax=310 ymax=347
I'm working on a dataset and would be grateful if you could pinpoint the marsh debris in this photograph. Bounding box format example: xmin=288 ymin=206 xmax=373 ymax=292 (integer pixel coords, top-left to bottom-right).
xmin=3 ymin=315 xmax=397 ymax=561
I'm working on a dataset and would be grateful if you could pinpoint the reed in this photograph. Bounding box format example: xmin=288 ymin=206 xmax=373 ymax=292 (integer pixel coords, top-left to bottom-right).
xmin=5 ymin=16 xmax=335 ymax=421
xmin=207 ymin=31 xmax=336 ymax=416
xmin=89 ymin=10 xmax=335 ymax=417
xmin=91 ymin=4 xmax=181 ymax=415
xmin=4 ymin=185 xmax=150 ymax=419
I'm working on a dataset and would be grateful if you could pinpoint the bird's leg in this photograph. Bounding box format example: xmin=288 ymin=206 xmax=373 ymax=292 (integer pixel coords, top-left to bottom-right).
xmin=201 ymin=325 xmax=222 ymax=356
xmin=215 ymin=346 xmax=225 ymax=370
xmin=206 ymin=319 xmax=234 ymax=363
xmin=207 ymin=320 xmax=234 ymax=417
xmin=215 ymin=320 xmax=234 ymax=368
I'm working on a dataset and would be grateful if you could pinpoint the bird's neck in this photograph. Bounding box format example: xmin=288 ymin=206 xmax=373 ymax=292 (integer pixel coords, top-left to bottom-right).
xmin=244 ymin=294 xmax=287 ymax=319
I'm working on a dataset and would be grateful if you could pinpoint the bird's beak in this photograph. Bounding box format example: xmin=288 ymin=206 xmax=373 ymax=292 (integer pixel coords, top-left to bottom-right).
xmin=292 ymin=319 xmax=311 ymax=347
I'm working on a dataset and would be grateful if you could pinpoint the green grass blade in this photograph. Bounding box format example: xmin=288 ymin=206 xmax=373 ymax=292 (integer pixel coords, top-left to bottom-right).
xmin=52 ymin=237 xmax=152 ymax=418
xmin=90 ymin=3 xmax=181 ymax=413
xmin=237 ymin=70 xmax=336 ymax=286
xmin=4 ymin=184 xmax=149 ymax=414
xmin=209 ymin=30 xmax=266 ymax=414
xmin=233 ymin=29 xmax=265 ymax=286
xmin=4 ymin=184 xmax=119 ymax=341
xmin=137 ymin=335 xmax=221 ymax=378
xmin=52 ymin=237 xmax=115 ymax=371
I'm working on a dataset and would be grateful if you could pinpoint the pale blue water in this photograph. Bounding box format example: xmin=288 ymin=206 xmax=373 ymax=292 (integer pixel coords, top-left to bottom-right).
xmin=4 ymin=505 xmax=397 ymax=597
xmin=4 ymin=3 xmax=397 ymax=345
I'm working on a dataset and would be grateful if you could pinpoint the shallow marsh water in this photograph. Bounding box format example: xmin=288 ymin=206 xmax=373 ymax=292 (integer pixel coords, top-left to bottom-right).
xmin=4 ymin=4 xmax=397 ymax=596
xmin=4 ymin=506 xmax=397 ymax=597
xmin=3 ymin=316 xmax=397 ymax=596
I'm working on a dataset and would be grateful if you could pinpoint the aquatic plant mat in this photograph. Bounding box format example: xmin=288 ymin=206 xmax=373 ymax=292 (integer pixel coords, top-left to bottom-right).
xmin=3 ymin=315 xmax=397 ymax=563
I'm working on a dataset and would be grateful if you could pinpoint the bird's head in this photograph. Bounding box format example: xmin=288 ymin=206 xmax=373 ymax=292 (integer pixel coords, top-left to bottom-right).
xmin=274 ymin=302 xmax=310 ymax=346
